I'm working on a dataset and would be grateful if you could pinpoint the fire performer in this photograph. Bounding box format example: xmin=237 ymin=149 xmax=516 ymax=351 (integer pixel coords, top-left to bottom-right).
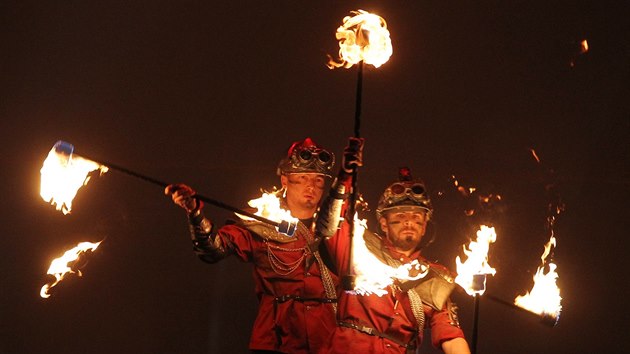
xmin=318 ymin=160 xmax=470 ymax=353
xmin=165 ymin=138 xmax=340 ymax=354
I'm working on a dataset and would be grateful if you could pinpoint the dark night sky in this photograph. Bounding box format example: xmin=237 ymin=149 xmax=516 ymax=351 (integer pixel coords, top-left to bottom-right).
xmin=1 ymin=1 xmax=629 ymax=353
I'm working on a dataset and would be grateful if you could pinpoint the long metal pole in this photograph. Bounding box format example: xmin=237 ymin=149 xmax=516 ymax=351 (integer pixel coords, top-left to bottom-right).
xmin=84 ymin=156 xmax=285 ymax=229
xmin=472 ymin=293 xmax=480 ymax=354
xmin=342 ymin=60 xmax=363 ymax=290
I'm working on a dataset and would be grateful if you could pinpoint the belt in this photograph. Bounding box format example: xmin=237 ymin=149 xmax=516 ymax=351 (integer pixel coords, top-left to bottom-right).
xmin=338 ymin=321 xmax=416 ymax=350
xmin=274 ymin=294 xmax=337 ymax=304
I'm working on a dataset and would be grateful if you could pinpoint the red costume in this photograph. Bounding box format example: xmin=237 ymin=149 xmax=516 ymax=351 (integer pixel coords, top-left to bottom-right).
xmin=324 ymin=223 xmax=465 ymax=353
xmin=189 ymin=215 xmax=338 ymax=353
xmin=174 ymin=137 xmax=339 ymax=353
xmin=317 ymin=164 xmax=466 ymax=353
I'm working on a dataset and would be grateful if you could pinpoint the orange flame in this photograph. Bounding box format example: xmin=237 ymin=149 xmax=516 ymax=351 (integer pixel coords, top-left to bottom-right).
xmin=455 ymin=225 xmax=497 ymax=296
xmin=514 ymin=236 xmax=562 ymax=319
xmin=327 ymin=9 xmax=393 ymax=69
xmin=40 ymin=241 xmax=102 ymax=298
xmin=236 ymin=191 xmax=298 ymax=229
xmin=40 ymin=147 xmax=108 ymax=214
xmin=351 ymin=216 xmax=429 ymax=296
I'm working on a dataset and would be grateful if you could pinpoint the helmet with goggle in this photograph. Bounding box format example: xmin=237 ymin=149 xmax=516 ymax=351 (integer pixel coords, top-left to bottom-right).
xmin=277 ymin=138 xmax=335 ymax=177
xmin=376 ymin=167 xmax=433 ymax=221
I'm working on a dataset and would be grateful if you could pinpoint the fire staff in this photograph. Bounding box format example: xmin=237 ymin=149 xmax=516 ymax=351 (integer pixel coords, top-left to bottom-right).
xmin=318 ymin=161 xmax=471 ymax=353
xmin=166 ymin=138 xmax=340 ymax=354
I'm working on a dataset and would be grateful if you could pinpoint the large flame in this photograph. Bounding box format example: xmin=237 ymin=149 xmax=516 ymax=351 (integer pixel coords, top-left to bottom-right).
xmin=351 ymin=216 xmax=429 ymax=296
xmin=40 ymin=146 xmax=108 ymax=214
xmin=514 ymin=236 xmax=562 ymax=319
xmin=236 ymin=191 xmax=298 ymax=229
xmin=455 ymin=225 xmax=497 ymax=296
xmin=40 ymin=241 xmax=102 ymax=298
xmin=327 ymin=9 xmax=393 ymax=69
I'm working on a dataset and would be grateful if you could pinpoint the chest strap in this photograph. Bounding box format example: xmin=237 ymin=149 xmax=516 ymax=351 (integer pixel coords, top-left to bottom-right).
xmin=338 ymin=321 xmax=417 ymax=350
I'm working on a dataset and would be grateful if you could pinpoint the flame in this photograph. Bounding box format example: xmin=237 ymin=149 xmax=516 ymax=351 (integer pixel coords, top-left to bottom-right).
xmin=40 ymin=241 xmax=102 ymax=298
xmin=236 ymin=191 xmax=298 ymax=229
xmin=580 ymin=39 xmax=589 ymax=53
xmin=327 ymin=9 xmax=393 ymax=69
xmin=40 ymin=146 xmax=108 ymax=214
xmin=455 ymin=225 xmax=497 ymax=296
xmin=351 ymin=216 xmax=429 ymax=296
xmin=514 ymin=236 xmax=562 ymax=319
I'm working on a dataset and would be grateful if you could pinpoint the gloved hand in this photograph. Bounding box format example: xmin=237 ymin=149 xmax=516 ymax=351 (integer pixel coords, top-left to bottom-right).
xmin=165 ymin=183 xmax=202 ymax=214
xmin=342 ymin=137 xmax=365 ymax=174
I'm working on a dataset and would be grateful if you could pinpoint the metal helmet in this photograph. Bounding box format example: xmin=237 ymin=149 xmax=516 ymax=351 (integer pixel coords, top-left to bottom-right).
xmin=376 ymin=167 xmax=433 ymax=221
xmin=276 ymin=138 xmax=335 ymax=177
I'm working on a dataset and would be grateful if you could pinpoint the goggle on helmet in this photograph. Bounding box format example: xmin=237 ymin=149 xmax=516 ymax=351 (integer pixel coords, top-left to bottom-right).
xmin=277 ymin=138 xmax=335 ymax=177
xmin=376 ymin=167 xmax=433 ymax=221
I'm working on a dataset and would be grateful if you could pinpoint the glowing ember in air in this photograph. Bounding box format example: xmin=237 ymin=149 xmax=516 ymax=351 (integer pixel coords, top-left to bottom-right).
xmin=351 ymin=216 xmax=429 ymax=296
xmin=514 ymin=236 xmax=562 ymax=320
xmin=530 ymin=148 xmax=541 ymax=163
xmin=236 ymin=191 xmax=298 ymax=231
xmin=455 ymin=225 xmax=497 ymax=296
xmin=40 ymin=141 xmax=108 ymax=214
xmin=580 ymin=39 xmax=589 ymax=53
xmin=40 ymin=241 xmax=102 ymax=298
xmin=327 ymin=9 xmax=393 ymax=69
xmin=452 ymin=175 xmax=476 ymax=196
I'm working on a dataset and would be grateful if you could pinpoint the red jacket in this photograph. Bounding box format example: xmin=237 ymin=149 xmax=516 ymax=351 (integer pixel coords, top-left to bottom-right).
xmin=190 ymin=216 xmax=338 ymax=354
xmin=324 ymin=222 xmax=465 ymax=353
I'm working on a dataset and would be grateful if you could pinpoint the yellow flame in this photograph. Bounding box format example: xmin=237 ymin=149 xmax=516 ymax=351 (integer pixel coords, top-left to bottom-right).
xmin=351 ymin=216 xmax=429 ymax=296
xmin=455 ymin=225 xmax=497 ymax=296
xmin=580 ymin=39 xmax=589 ymax=53
xmin=236 ymin=191 xmax=298 ymax=228
xmin=40 ymin=241 xmax=102 ymax=298
xmin=514 ymin=236 xmax=562 ymax=318
xmin=327 ymin=9 xmax=393 ymax=69
xmin=40 ymin=147 xmax=108 ymax=214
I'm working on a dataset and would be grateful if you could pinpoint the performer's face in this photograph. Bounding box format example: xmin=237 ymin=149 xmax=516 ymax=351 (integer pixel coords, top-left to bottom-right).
xmin=379 ymin=210 xmax=428 ymax=256
xmin=281 ymin=173 xmax=325 ymax=218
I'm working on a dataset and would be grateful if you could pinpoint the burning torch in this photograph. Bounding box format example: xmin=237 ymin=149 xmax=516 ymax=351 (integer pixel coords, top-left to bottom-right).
xmin=40 ymin=140 xmax=298 ymax=235
xmin=328 ymin=9 xmax=392 ymax=290
xmin=512 ymin=149 xmax=563 ymax=325
xmin=454 ymin=225 xmax=497 ymax=354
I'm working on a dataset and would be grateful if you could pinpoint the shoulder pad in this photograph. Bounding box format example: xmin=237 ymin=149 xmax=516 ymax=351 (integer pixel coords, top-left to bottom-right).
xmin=403 ymin=262 xmax=456 ymax=311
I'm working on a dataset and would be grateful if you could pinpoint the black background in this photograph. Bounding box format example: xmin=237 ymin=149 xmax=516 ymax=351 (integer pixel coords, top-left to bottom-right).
xmin=1 ymin=1 xmax=628 ymax=353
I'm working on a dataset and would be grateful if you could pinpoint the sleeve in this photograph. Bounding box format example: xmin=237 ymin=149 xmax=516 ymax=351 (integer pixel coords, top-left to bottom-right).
xmin=316 ymin=173 xmax=351 ymax=239
xmin=318 ymin=172 xmax=354 ymax=275
xmin=188 ymin=210 xmax=255 ymax=264
xmin=428 ymin=299 xmax=466 ymax=348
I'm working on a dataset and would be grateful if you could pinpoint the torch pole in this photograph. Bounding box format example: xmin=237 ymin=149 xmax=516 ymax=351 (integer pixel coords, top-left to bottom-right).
xmin=484 ymin=293 xmax=559 ymax=327
xmin=471 ymin=294 xmax=480 ymax=354
xmin=342 ymin=61 xmax=363 ymax=290
xmin=85 ymin=157 xmax=285 ymax=229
